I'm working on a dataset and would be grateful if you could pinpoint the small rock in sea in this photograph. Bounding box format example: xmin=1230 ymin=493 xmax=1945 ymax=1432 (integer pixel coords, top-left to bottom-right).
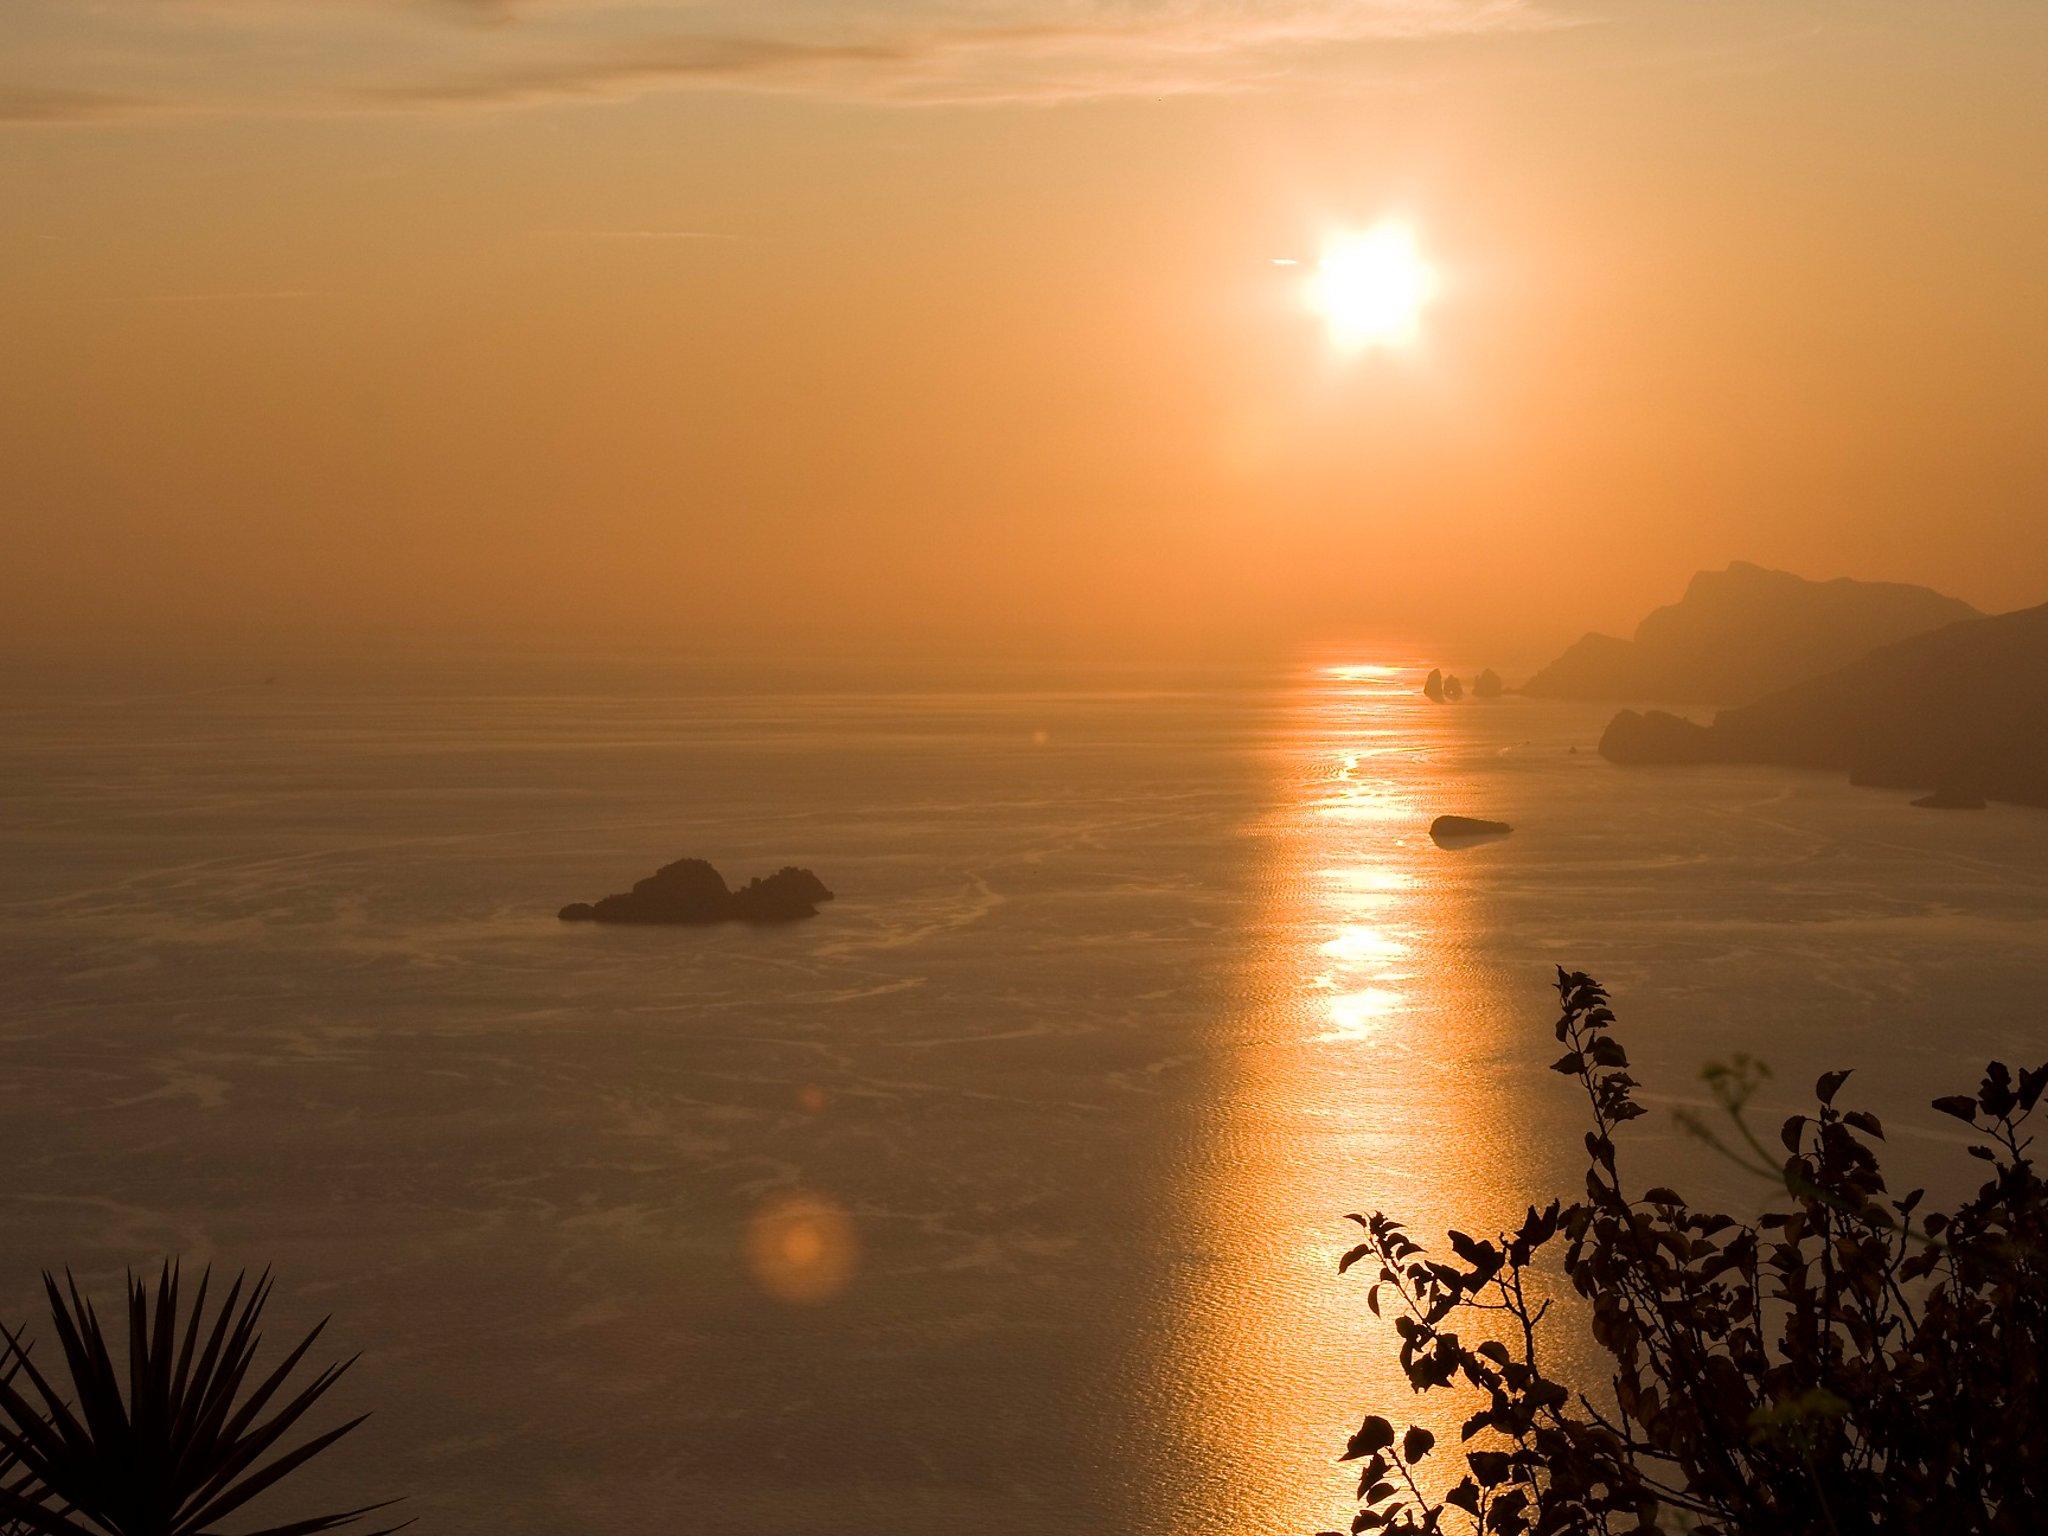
xmin=1430 ymin=815 xmax=1513 ymax=846
xmin=1423 ymin=668 xmax=1446 ymax=702
xmin=1473 ymin=668 xmax=1504 ymax=699
xmin=1910 ymin=788 xmax=1987 ymax=811
xmin=558 ymin=858 xmax=834 ymax=924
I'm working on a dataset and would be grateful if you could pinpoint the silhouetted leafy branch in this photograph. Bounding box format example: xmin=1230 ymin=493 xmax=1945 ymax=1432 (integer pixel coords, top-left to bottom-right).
xmin=1325 ymin=969 xmax=2048 ymax=1535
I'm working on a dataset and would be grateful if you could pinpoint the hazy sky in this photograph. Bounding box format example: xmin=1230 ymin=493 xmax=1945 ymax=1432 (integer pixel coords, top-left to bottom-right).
xmin=5 ymin=0 xmax=2044 ymax=661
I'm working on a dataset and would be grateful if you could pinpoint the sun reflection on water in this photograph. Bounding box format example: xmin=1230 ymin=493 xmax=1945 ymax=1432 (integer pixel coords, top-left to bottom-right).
xmin=1157 ymin=660 xmax=1514 ymax=1536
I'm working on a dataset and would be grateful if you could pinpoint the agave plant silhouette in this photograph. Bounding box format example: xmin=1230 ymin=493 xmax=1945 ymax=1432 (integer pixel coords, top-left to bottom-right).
xmin=0 ymin=1265 xmax=403 ymax=1536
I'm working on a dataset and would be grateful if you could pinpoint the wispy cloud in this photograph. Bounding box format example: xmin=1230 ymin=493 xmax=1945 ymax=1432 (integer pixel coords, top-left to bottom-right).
xmin=369 ymin=4 xmax=1563 ymax=111
xmin=2 ymin=0 xmax=1566 ymax=126
xmin=535 ymin=228 xmax=733 ymax=242
xmin=0 ymin=86 xmax=153 ymax=124
xmin=368 ymin=34 xmax=927 ymax=111
xmin=128 ymin=289 xmax=331 ymax=304
xmin=426 ymin=0 xmax=521 ymax=27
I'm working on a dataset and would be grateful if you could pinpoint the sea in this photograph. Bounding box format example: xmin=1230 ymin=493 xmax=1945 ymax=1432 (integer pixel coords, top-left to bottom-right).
xmin=2 ymin=655 xmax=2044 ymax=1535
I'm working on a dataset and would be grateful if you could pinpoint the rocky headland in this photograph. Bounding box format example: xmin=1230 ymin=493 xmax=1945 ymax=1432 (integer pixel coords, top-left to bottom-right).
xmin=1525 ymin=562 xmax=1979 ymax=705
xmin=1596 ymin=600 xmax=2048 ymax=809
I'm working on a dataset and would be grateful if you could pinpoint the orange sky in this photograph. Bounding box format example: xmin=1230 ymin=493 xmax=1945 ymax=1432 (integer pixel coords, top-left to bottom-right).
xmin=4 ymin=1 xmax=2044 ymax=662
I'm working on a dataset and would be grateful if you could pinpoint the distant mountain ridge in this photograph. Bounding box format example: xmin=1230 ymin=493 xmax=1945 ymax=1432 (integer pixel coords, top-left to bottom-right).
xmin=1523 ymin=562 xmax=1981 ymax=705
xmin=1599 ymin=600 xmax=2048 ymax=808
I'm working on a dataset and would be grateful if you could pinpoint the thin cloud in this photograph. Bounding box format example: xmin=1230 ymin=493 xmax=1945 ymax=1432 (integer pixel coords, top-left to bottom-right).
xmin=0 ymin=86 xmax=153 ymax=124
xmin=368 ymin=35 xmax=924 ymax=110
xmin=3 ymin=0 xmax=1567 ymax=126
xmin=130 ymin=289 xmax=330 ymax=304
xmin=364 ymin=5 xmax=1563 ymax=111
xmin=535 ymin=228 xmax=733 ymax=242
xmin=427 ymin=0 xmax=519 ymax=27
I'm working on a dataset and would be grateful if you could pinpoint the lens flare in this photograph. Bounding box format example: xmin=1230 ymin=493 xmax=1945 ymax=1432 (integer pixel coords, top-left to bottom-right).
xmin=744 ymin=1190 xmax=858 ymax=1305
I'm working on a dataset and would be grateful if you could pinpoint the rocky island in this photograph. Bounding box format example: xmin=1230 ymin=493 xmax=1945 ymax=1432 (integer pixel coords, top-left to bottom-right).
xmin=1430 ymin=815 xmax=1513 ymax=845
xmin=559 ymin=858 xmax=835 ymax=924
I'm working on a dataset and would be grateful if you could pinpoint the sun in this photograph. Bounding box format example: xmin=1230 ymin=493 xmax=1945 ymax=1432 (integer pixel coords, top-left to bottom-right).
xmin=1310 ymin=221 xmax=1437 ymax=350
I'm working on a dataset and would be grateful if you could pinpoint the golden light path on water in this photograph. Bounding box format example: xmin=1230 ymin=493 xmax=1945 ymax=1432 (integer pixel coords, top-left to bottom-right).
xmin=1156 ymin=661 xmax=1536 ymax=1536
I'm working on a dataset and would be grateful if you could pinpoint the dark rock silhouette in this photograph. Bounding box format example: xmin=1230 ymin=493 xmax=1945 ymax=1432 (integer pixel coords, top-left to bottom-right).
xmin=1443 ymin=673 xmax=1465 ymax=701
xmin=1473 ymin=668 xmax=1504 ymax=699
xmin=1430 ymin=815 xmax=1513 ymax=846
xmin=1423 ymin=668 xmax=1446 ymax=702
xmin=1598 ymin=709 xmax=1716 ymax=765
xmin=1596 ymin=600 xmax=2048 ymax=808
xmin=1524 ymin=562 xmax=1979 ymax=705
xmin=1912 ymin=788 xmax=1988 ymax=810
xmin=729 ymin=866 xmax=835 ymax=918
xmin=559 ymin=858 xmax=835 ymax=924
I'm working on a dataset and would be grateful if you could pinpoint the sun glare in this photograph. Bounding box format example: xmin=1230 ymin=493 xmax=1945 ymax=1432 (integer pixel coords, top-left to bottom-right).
xmin=1310 ymin=222 xmax=1436 ymax=350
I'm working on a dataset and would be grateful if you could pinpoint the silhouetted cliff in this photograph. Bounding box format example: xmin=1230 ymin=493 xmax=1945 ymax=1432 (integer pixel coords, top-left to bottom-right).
xmin=1526 ymin=562 xmax=1979 ymax=705
xmin=1598 ymin=601 xmax=2048 ymax=808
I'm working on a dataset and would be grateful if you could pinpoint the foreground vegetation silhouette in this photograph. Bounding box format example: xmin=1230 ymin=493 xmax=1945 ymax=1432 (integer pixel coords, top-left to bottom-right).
xmin=1329 ymin=970 xmax=2046 ymax=1534
xmin=0 ymin=1265 xmax=400 ymax=1536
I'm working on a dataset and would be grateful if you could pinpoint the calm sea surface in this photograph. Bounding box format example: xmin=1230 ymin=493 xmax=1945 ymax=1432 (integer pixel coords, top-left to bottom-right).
xmin=2 ymin=658 xmax=2044 ymax=1534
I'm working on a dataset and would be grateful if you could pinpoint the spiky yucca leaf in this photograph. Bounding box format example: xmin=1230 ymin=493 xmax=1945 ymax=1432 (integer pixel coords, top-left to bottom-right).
xmin=0 ymin=1265 xmax=404 ymax=1536
xmin=0 ymin=1347 xmax=51 ymax=1536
